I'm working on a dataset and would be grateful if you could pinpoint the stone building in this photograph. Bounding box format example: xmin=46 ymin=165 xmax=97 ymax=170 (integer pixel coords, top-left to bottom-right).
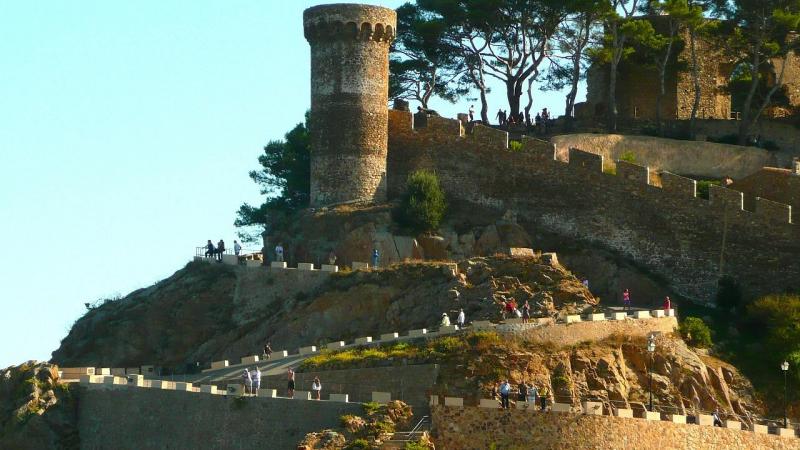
xmin=303 ymin=4 xmax=396 ymax=208
xmin=584 ymin=16 xmax=800 ymax=121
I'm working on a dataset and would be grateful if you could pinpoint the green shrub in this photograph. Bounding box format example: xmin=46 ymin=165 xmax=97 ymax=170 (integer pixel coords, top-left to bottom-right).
xmin=619 ymin=151 xmax=636 ymax=163
xmin=344 ymin=438 xmax=370 ymax=450
xmin=431 ymin=336 xmax=465 ymax=354
xmin=747 ymin=295 xmax=800 ymax=357
xmin=362 ymin=401 xmax=382 ymax=415
xmin=679 ymin=317 xmax=713 ymax=348
xmin=404 ymin=442 xmax=430 ymax=450
xmin=696 ymin=179 xmax=720 ymax=200
xmin=509 ymin=140 xmax=523 ymax=151
xmin=394 ymin=170 xmax=446 ymax=233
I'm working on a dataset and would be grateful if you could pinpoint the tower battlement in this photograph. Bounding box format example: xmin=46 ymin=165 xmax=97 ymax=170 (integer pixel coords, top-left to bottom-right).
xmin=304 ymin=4 xmax=397 ymax=208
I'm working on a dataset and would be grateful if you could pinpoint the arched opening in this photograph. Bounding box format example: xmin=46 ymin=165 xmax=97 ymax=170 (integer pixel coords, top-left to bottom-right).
xmin=360 ymin=22 xmax=373 ymax=40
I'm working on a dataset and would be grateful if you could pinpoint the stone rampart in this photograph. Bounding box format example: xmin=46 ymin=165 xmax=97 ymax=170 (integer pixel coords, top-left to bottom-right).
xmin=431 ymin=405 xmax=800 ymax=450
xmin=514 ymin=316 xmax=677 ymax=347
xmin=387 ymin=110 xmax=800 ymax=301
xmin=77 ymin=386 xmax=362 ymax=450
xmin=551 ymin=133 xmax=775 ymax=178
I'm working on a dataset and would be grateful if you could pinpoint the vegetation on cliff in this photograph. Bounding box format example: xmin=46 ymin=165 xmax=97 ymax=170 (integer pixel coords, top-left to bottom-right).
xmin=393 ymin=170 xmax=446 ymax=233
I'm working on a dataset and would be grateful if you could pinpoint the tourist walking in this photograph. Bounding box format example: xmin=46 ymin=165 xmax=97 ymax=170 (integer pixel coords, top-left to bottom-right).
xmin=623 ymin=289 xmax=631 ymax=311
xmin=518 ymin=382 xmax=528 ymax=403
xmin=275 ymin=243 xmax=284 ymax=262
xmin=311 ymin=376 xmax=322 ymax=400
xmin=372 ymin=248 xmax=380 ymax=268
xmin=440 ymin=313 xmax=451 ymax=327
xmin=234 ymin=240 xmax=242 ymax=256
xmin=528 ymin=383 xmax=538 ymax=405
xmin=499 ymin=380 xmax=511 ymax=409
xmin=663 ymin=296 xmax=671 ymax=311
xmin=521 ymin=300 xmax=531 ymax=324
xmin=242 ymin=368 xmax=252 ymax=396
xmin=468 ymin=104 xmax=475 ymax=122
xmin=205 ymin=240 xmax=215 ymax=258
xmin=252 ymin=366 xmax=261 ymax=396
xmin=457 ymin=308 xmax=465 ymax=328
xmin=263 ymin=342 xmax=273 ymax=359
xmin=539 ymin=385 xmax=549 ymax=411
xmin=287 ymin=367 xmax=296 ymax=398
xmin=496 ymin=109 xmax=505 ymax=126
xmin=216 ymin=239 xmax=225 ymax=262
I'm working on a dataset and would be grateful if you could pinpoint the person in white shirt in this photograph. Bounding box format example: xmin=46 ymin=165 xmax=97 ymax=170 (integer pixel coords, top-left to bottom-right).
xmin=275 ymin=243 xmax=284 ymax=262
xmin=234 ymin=240 xmax=242 ymax=256
xmin=440 ymin=313 xmax=450 ymax=327
xmin=251 ymin=367 xmax=261 ymax=396
xmin=456 ymin=309 xmax=465 ymax=328
xmin=311 ymin=376 xmax=322 ymax=400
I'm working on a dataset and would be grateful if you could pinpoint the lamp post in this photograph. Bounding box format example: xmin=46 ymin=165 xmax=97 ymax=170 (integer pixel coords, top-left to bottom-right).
xmin=782 ymin=361 xmax=789 ymax=428
xmin=648 ymin=335 xmax=656 ymax=412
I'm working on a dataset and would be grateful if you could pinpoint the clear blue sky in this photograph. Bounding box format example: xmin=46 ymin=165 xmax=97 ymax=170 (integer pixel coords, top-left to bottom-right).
xmin=0 ymin=1 xmax=585 ymax=368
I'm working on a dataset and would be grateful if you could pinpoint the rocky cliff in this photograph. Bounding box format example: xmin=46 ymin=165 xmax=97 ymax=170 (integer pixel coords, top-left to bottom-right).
xmin=51 ymin=255 xmax=596 ymax=369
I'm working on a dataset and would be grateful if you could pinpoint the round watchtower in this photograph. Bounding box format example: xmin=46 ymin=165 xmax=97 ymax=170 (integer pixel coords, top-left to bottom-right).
xmin=303 ymin=4 xmax=396 ymax=207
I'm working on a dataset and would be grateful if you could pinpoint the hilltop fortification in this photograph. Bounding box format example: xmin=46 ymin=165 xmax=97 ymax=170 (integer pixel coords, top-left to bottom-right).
xmin=304 ymin=4 xmax=396 ymax=207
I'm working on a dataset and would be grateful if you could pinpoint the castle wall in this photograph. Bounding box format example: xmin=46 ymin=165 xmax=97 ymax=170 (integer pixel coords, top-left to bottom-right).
xmin=77 ymin=387 xmax=363 ymax=450
xmin=431 ymin=405 xmax=800 ymax=450
xmin=387 ymin=110 xmax=800 ymax=301
xmin=304 ymin=4 xmax=396 ymax=207
xmin=551 ymin=133 xmax=775 ymax=179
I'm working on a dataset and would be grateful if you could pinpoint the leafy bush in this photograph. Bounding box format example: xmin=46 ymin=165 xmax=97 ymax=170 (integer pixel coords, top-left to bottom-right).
xmin=394 ymin=170 xmax=446 ymax=233
xmin=432 ymin=336 xmax=466 ymax=354
xmin=696 ymin=179 xmax=720 ymax=200
xmin=747 ymin=295 xmax=800 ymax=357
xmin=716 ymin=275 xmax=743 ymax=311
xmin=619 ymin=151 xmax=636 ymax=163
xmin=679 ymin=317 xmax=713 ymax=348
xmin=509 ymin=140 xmax=523 ymax=151
xmin=404 ymin=442 xmax=430 ymax=450
xmin=362 ymin=401 xmax=382 ymax=415
xmin=344 ymin=438 xmax=370 ymax=450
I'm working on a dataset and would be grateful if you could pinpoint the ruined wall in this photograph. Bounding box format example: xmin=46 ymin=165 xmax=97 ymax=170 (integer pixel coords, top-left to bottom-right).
xmin=304 ymin=4 xmax=396 ymax=207
xmin=431 ymin=405 xmax=800 ymax=450
xmin=77 ymin=387 xmax=363 ymax=450
xmin=551 ymin=133 xmax=776 ymax=178
xmin=387 ymin=109 xmax=800 ymax=301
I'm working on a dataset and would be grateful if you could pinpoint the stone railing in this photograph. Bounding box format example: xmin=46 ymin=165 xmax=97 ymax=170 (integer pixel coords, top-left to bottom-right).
xmin=429 ymin=396 xmax=799 ymax=441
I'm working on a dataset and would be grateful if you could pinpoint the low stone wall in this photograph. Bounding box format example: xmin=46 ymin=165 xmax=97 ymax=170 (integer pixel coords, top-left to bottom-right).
xmin=514 ymin=316 xmax=678 ymax=347
xmin=551 ymin=133 xmax=775 ymax=178
xmin=431 ymin=405 xmax=800 ymax=450
xmin=262 ymin=364 xmax=439 ymax=414
xmin=77 ymin=386 xmax=362 ymax=450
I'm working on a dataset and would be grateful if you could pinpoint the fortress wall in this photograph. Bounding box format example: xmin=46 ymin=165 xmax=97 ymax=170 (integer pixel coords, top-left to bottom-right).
xmin=431 ymin=405 xmax=800 ymax=450
xmin=756 ymin=197 xmax=794 ymax=224
xmin=513 ymin=317 xmax=677 ymax=348
xmin=519 ymin=135 xmax=556 ymax=159
xmin=262 ymin=364 xmax=438 ymax=414
xmin=709 ymin=185 xmax=744 ymax=211
xmin=568 ymin=148 xmax=604 ymax=172
xmin=616 ymin=159 xmax=651 ymax=184
xmin=551 ymin=133 xmax=774 ymax=178
xmin=660 ymin=171 xmax=697 ymax=197
xmin=77 ymin=387 xmax=362 ymax=450
xmin=387 ymin=110 xmax=800 ymax=301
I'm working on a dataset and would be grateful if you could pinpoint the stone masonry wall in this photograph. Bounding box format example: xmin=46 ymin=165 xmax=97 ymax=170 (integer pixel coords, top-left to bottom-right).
xmin=387 ymin=110 xmax=800 ymax=301
xmin=431 ymin=405 xmax=800 ymax=450
xmin=304 ymin=4 xmax=396 ymax=207
xmin=77 ymin=386 xmax=363 ymax=450
xmin=515 ymin=317 xmax=677 ymax=348
xmin=262 ymin=364 xmax=439 ymax=415
xmin=551 ymin=133 xmax=776 ymax=178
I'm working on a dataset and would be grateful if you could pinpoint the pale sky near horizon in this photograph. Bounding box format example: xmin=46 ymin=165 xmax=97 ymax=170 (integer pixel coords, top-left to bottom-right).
xmin=0 ymin=0 xmax=586 ymax=368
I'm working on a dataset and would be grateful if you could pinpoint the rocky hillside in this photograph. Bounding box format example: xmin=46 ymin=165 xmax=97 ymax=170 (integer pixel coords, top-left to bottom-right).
xmin=51 ymin=255 xmax=596 ymax=369
xmin=0 ymin=362 xmax=78 ymax=450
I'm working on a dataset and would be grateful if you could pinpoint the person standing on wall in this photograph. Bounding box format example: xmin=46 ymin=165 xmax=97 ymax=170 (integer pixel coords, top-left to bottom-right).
xmin=527 ymin=383 xmax=538 ymax=406
xmin=311 ymin=376 xmax=322 ymax=400
xmin=499 ymin=380 xmax=511 ymax=409
xmin=328 ymin=250 xmax=337 ymax=266
xmin=440 ymin=312 xmax=450 ymax=327
xmin=457 ymin=308 xmax=465 ymax=328
xmin=287 ymin=367 xmax=296 ymax=398
xmin=468 ymin=104 xmax=475 ymax=122
xmin=241 ymin=368 xmax=252 ymax=396
xmin=521 ymin=300 xmax=531 ymax=324
xmin=539 ymin=385 xmax=549 ymax=411
xmin=234 ymin=240 xmax=242 ymax=256
xmin=623 ymin=289 xmax=631 ymax=311
xmin=372 ymin=248 xmax=380 ymax=269
xmin=263 ymin=342 xmax=273 ymax=359
xmin=216 ymin=239 xmax=225 ymax=262
xmin=663 ymin=296 xmax=671 ymax=311
xmin=275 ymin=243 xmax=284 ymax=262
xmin=204 ymin=240 xmax=215 ymax=258
xmin=252 ymin=366 xmax=261 ymax=396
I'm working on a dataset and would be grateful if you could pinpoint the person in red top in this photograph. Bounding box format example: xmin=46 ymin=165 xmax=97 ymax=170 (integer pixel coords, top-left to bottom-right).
xmin=623 ymin=289 xmax=631 ymax=311
xmin=503 ymin=300 xmax=515 ymax=319
xmin=663 ymin=296 xmax=671 ymax=311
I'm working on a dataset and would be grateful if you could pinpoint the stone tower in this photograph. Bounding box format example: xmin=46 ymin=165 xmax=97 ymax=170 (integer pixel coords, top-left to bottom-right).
xmin=303 ymin=4 xmax=396 ymax=207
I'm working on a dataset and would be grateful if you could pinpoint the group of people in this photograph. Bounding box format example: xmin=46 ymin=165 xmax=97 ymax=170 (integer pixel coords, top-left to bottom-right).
xmin=495 ymin=380 xmax=550 ymax=411
xmin=621 ymin=288 xmax=673 ymax=312
xmin=493 ymin=107 xmax=552 ymax=133
xmin=500 ymin=298 xmax=536 ymax=324
xmin=440 ymin=309 xmax=466 ymax=328
xmin=204 ymin=239 xmax=243 ymax=261
xmin=240 ymin=365 xmax=322 ymax=400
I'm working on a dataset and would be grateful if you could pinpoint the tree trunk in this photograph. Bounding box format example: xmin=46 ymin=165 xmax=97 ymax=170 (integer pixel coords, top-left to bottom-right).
xmin=608 ymin=59 xmax=619 ymax=132
xmin=688 ymin=26 xmax=701 ymax=138
xmin=525 ymin=76 xmax=534 ymax=124
xmin=737 ymin=48 xmax=762 ymax=146
xmin=479 ymin=87 xmax=489 ymax=123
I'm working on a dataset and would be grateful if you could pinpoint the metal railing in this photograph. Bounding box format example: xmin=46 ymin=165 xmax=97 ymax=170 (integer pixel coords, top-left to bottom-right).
xmin=391 ymin=415 xmax=431 ymax=443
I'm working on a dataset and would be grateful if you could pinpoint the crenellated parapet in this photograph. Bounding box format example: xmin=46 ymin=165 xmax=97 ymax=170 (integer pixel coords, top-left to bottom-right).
xmin=303 ymin=5 xmax=395 ymax=43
